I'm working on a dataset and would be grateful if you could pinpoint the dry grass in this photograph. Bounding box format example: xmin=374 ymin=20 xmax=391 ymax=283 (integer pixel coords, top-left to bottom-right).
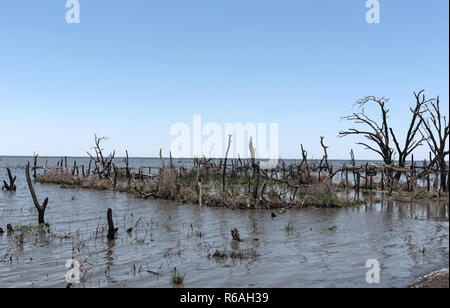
xmin=39 ymin=165 xmax=421 ymax=209
xmin=303 ymin=179 xmax=343 ymax=208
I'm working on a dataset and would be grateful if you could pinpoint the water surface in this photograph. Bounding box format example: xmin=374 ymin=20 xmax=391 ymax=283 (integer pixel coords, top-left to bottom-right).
xmin=0 ymin=157 xmax=448 ymax=288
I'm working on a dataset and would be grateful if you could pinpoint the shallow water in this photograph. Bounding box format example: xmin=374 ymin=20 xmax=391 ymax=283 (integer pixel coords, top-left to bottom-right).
xmin=0 ymin=157 xmax=448 ymax=288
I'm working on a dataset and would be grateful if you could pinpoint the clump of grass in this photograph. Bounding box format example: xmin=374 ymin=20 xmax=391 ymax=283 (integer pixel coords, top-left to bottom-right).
xmin=208 ymin=248 xmax=259 ymax=260
xmin=171 ymin=267 xmax=186 ymax=286
xmin=179 ymin=187 xmax=199 ymax=204
xmin=285 ymin=222 xmax=294 ymax=233
xmin=361 ymin=189 xmax=376 ymax=196
xmin=158 ymin=169 xmax=179 ymax=199
xmin=16 ymin=224 xmax=46 ymax=235
xmin=393 ymin=190 xmax=449 ymax=202
xmin=304 ymin=180 xmax=343 ymax=207
xmin=195 ymin=231 xmax=205 ymax=238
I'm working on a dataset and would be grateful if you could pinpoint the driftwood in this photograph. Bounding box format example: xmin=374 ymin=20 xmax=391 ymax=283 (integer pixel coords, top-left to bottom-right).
xmin=2 ymin=168 xmax=16 ymax=191
xmin=25 ymin=162 xmax=48 ymax=224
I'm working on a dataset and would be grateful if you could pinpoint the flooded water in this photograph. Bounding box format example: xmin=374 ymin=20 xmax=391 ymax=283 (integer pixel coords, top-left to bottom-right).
xmin=0 ymin=157 xmax=448 ymax=288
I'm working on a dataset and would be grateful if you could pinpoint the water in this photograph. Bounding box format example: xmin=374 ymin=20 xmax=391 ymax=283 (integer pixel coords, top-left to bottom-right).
xmin=0 ymin=157 xmax=448 ymax=288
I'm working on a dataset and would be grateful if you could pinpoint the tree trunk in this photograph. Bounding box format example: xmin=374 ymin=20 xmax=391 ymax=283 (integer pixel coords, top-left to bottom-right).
xmin=439 ymin=158 xmax=448 ymax=192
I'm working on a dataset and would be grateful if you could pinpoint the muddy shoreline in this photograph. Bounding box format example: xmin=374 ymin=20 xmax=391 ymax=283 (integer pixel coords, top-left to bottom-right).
xmin=407 ymin=269 xmax=449 ymax=288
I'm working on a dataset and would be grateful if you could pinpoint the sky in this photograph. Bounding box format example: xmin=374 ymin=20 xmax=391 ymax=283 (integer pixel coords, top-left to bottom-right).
xmin=0 ymin=0 xmax=448 ymax=160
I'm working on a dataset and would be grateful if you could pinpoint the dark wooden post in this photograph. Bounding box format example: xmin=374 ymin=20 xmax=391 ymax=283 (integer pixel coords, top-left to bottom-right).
xmin=364 ymin=163 xmax=369 ymax=189
xmin=113 ymin=164 xmax=118 ymax=189
xmin=106 ymin=208 xmax=117 ymax=240
xmin=33 ymin=154 xmax=38 ymax=180
xmin=222 ymin=134 xmax=232 ymax=193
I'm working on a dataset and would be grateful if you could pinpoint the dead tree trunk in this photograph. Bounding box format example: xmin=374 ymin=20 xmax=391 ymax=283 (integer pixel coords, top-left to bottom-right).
xmin=249 ymin=137 xmax=259 ymax=200
xmin=33 ymin=154 xmax=38 ymax=180
xmin=195 ymin=159 xmax=203 ymax=206
xmin=222 ymin=134 xmax=232 ymax=193
xmin=106 ymin=208 xmax=117 ymax=240
xmin=25 ymin=162 xmax=48 ymax=224
xmin=125 ymin=150 xmax=130 ymax=186
xmin=2 ymin=168 xmax=17 ymax=191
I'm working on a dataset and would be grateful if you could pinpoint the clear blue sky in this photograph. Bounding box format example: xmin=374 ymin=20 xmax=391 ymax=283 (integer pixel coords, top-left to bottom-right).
xmin=0 ymin=0 xmax=448 ymax=159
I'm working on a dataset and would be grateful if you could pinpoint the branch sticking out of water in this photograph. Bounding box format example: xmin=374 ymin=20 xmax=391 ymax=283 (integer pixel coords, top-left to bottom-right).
xmin=2 ymin=168 xmax=16 ymax=191
xmin=25 ymin=162 xmax=48 ymax=224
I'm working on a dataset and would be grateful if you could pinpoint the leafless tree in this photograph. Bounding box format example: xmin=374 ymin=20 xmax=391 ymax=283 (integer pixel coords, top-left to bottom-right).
xmin=87 ymin=135 xmax=115 ymax=178
xmin=339 ymin=92 xmax=427 ymax=183
xmin=339 ymin=96 xmax=395 ymax=165
xmin=390 ymin=91 xmax=429 ymax=168
xmin=416 ymin=96 xmax=449 ymax=191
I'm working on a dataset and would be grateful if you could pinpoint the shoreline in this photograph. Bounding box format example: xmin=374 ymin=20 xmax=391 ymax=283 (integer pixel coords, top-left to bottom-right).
xmin=406 ymin=268 xmax=449 ymax=288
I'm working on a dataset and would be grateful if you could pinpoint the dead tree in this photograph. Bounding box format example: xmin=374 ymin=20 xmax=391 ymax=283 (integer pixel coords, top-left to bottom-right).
xmin=416 ymin=96 xmax=449 ymax=192
xmin=195 ymin=158 xmax=203 ymax=206
xmin=222 ymin=134 xmax=232 ymax=193
xmin=339 ymin=96 xmax=394 ymax=165
xmin=390 ymin=91 xmax=429 ymax=180
xmin=159 ymin=148 xmax=165 ymax=169
xmin=2 ymin=168 xmax=16 ymax=191
xmin=87 ymin=135 xmax=115 ymax=178
xmin=25 ymin=162 xmax=48 ymax=224
xmin=33 ymin=154 xmax=38 ymax=180
xmin=106 ymin=208 xmax=117 ymax=240
xmin=339 ymin=94 xmax=426 ymax=185
xmin=124 ymin=150 xmax=131 ymax=186
xmin=249 ymin=137 xmax=259 ymax=200
xmin=299 ymin=144 xmax=311 ymax=184
xmin=318 ymin=137 xmax=331 ymax=179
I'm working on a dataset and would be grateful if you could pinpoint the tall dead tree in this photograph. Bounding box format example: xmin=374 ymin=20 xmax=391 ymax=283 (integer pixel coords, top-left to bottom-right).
xmin=339 ymin=96 xmax=394 ymax=165
xmin=195 ymin=158 xmax=203 ymax=206
xmin=299 ymin=144 xmax=311 ymax=183
xmin=318 ymin=137 xmax=331 ymax=179
xmin=249 ymin=137 xmax=259 ymax=200
xmin=389 ymin=90 xmax=429 ymax=180
xmin=25 ymin=162 xmax=48 ymax=224
xmin=339 ymin=93 xmax=427 ymax=185
xmin=416 ymin=96 xmax=449 ymax=192
xmin=222 ymin=134 xmax=232 ymax=193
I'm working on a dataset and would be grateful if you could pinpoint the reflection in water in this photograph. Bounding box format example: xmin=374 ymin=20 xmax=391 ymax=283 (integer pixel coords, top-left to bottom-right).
xmin=104 ymin=240 xmax=116 ymax=285
xmin=0 ymin=161 xmax=448 ymax=288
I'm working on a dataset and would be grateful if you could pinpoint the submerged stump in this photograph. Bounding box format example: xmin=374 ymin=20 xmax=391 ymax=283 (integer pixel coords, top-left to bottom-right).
xmin=106 ymin=208 xmax=117 ymax=240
